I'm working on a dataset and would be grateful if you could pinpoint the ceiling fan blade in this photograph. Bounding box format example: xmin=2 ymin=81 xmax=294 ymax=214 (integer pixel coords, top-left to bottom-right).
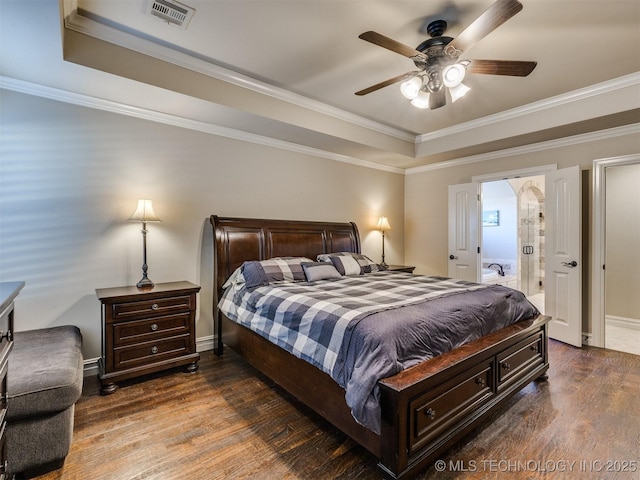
xmin=445 ymin=0 xmax=523 ymax=56
xmin=429 ymin=88 xmax=447 ymax=109
xmin=355 ymin=72 xmax=417 ymax=96
xmin=467 ymin=59 xmax=537 ymax=76
xmin=359 ymin=31 xmax=426 ymax=60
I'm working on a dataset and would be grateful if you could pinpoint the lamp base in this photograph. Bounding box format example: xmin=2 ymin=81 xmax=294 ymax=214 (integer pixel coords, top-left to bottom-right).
xmin=136 ymin=276 xmax=154 ymax=288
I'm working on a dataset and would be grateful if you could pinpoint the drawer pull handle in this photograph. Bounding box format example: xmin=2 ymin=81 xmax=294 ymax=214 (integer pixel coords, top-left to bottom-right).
xmin=424 ymin=408 xmax=436 ymax=419
xmin=151 ymin=346 xmax=159 ymax=354
xmin=0 ymin=330 xmax=12 ymax=343
xmin=151 ymin=303 xmax=159 ymax=311
xmin=476 ymin=377 xmax=486 ymax=387
xmin=502 ymin=362 xmax=511 ymax=370
xmin=151 ymin=323 xmax=159 ymax=331
xmin=530 ymin=345 xmax=539 ymax=353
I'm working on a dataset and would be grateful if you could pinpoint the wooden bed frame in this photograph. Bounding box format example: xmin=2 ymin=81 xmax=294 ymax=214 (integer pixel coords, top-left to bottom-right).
xmin=210 ymin=215 xmax=550 ymax=479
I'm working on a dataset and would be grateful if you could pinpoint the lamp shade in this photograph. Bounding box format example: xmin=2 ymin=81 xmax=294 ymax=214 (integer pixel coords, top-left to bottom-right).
xmin=442 ymin=63 xmax=466 ymax=88
xmin=400 ymin=76 xmax=422 ymax=100
xmin=377 ymin=216 xmax=391 ymax=231
xmin=129 ymin=199 xmax=161 ymax=222
xmin=449 ymin=82 xmax=471 ymax=103
xmin=411 ymin=91 xmax=430 ymax=109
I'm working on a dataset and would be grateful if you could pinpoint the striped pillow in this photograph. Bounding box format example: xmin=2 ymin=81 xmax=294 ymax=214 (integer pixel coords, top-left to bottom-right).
xmin=316 ymin=252 xmax=385 ymax=274
xmin=242 ymin=257 xmax=313 ymax=289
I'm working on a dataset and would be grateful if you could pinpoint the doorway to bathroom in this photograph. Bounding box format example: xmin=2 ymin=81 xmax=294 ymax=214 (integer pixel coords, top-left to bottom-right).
xmin=480 ymin=175 xmax=545 ymax=313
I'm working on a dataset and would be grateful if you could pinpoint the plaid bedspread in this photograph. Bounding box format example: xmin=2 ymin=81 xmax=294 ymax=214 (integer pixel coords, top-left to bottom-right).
xmin=219 ymin=272 xmax=486 ymax=377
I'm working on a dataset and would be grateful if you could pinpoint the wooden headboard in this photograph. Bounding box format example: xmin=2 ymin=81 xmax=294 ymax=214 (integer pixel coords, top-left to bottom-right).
xmin=210 ymin=216 xmax=361 ymax=354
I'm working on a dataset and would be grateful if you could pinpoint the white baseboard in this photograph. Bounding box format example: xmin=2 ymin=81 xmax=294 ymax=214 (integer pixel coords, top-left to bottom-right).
xmin=606 ymin=315 xmax=640 ymax=331
xmin=83 ymin=335 xmax=216 ymax=377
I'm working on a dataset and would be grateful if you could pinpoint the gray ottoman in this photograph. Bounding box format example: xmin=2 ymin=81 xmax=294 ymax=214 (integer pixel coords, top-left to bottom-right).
xmin=7 ymin=325 xmax=83 ymax=477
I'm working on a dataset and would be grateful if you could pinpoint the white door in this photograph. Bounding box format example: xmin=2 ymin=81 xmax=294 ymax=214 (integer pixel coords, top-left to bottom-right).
xmin=448 ymin=183 xmax=479 ymax=281
xmin=545 ymin=165 xmax=582 ymax=346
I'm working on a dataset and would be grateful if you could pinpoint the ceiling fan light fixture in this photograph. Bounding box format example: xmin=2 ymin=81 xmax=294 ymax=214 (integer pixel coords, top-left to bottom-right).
xmin=400 ymin=76 xmax=423 ymax=99
xmin=442 ymin=63 xmax=466 ymax=88
xmin=411 ymin=91 xmax=430 ymax=109
xmin=449 ymin=82 xmax=471 ymax=102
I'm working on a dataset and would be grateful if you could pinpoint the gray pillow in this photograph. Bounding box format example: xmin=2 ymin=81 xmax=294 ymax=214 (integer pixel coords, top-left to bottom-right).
xmin=301 ymin=262 xmax=342 ymax=281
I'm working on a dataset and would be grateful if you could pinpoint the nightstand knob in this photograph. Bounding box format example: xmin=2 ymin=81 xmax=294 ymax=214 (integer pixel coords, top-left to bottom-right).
xmin=0 ymin=330 xmax=12 ymax=342
xmin=151 ymin=323 xmax=159 ymax=331
xmin=151 ymin=303 xmax=159 ymax=311
xmin=424 ymin=408 xmax=436 ymax=419
xmin=151 ymin=346 xmax=159 ymax=354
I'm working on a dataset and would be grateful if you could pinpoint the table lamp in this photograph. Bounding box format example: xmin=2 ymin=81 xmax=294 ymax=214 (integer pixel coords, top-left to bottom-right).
xmin=129 ymin=199 xmax=162 ymax=288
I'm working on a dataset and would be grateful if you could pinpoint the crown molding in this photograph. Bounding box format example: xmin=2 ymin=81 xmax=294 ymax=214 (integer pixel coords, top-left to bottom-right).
xmin=62 ymin=3 xmax=415 ymax=144
xmin=415 ymin=72 xmax=640 ymax=145
xmin=406 ymin=123 xmax=640 ymax=175
xmin=3 ymin=75 xmax=636 ymax=177
xmin=0 ymin=76 xmax=404 ymax=174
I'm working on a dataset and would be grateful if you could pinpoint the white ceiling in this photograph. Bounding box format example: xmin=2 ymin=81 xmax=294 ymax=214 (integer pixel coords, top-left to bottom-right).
xmin=5 ymin=1 xmax=640 ymax=170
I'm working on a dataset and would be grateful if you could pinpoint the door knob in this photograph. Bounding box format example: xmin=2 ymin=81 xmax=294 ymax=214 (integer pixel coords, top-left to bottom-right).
xmin=561 ymin=261 xmax=578 ymax=268
xmin=449 ymin=255 xmax=458 ymax=260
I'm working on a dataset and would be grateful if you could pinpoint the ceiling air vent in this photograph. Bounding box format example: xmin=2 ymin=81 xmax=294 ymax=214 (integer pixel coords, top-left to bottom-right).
xmin=146 ymin=0 xmax=195 ymax=29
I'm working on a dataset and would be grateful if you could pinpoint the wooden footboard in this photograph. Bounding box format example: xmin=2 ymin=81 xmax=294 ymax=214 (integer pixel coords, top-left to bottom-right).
xmin=377 ymin=314 xmax=549 ymax=478
xmin=221 ymin=313 xmax=549 ymax=479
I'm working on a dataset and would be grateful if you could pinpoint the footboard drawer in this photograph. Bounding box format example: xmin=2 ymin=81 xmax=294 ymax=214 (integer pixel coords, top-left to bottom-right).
xmin=409 ymin=359 xmax=494 ymax=455
xmin=497 ymin=331 xmax=544 ymax=391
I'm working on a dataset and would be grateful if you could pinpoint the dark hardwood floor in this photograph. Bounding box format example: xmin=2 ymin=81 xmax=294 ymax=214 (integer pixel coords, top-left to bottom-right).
xmin=35 ymin=340 xmax=639 ymax=480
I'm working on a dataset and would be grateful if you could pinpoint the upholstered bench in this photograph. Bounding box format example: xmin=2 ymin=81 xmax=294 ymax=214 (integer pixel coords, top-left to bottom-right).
xmin=6 ymin=325 xmax=83 ymax=477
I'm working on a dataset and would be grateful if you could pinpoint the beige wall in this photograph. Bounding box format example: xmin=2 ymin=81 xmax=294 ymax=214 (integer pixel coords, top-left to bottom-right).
xmin=605 ymin=163 xmax=640 ymax=320
xmin=405 ymin=133 xmax=640 ymax=335
xmin=0 ymin=89 xmax=404 ymax=360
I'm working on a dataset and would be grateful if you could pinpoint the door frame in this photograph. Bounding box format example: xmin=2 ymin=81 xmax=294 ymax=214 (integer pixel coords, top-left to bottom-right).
xmin=472 ymin=165 xmax=557 ymax=284
xmin=591 ymin=153 xmax=640 ymax=348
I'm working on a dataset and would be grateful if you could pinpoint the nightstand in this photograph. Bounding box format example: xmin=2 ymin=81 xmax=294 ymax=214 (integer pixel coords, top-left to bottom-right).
xmin=386 ymin=265 xmax=416 ymax=274
xmin=96 ymin=281 xmax=201 ymax=395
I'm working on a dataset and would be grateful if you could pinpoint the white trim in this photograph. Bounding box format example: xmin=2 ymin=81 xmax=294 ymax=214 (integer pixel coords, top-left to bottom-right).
xmin=472 ymin=164 xmax=557 ymax=183
xmin=407 ymin=124 xmax=640 ymax=175
xmin=415 ymin=72 xmax=640 ymax=144
xmin=592 ymin=154 xmax=640 ymax=348
xmin=62 ymin=2 xmax=640 ymax=153
xmin=0 ymin=76 xmax=404 ymax=174
xmin=606 ymin=315 xmax=640 ymax=331
xmin=83 ymin=358 xmax=99 ymax=377
xmin=196 ymin=335 xmax=214 ymax=352
xmin=4 ymin=75 xmax=638 ymax=178
xmin=63 ymin=6 xmax=415 ymax=143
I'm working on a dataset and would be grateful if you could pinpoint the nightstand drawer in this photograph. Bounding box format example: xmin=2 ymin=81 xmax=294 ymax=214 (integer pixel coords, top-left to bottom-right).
xmin=0 ymin=303 xmax=13 ymax=360
xmin=114 ymin=335 xmax=191 ymax=370
xmin=112 ymin=313 xmax=191 ymax=346
xmin=111 ymin=295 xmax=192 ymax=321
xmin=0 ymin=360 xmax=7 ymax=426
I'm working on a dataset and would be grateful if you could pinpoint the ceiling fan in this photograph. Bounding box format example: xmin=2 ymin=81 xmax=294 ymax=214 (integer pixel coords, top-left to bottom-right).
xmin=355 ymin=0 xmax=537 ymax=110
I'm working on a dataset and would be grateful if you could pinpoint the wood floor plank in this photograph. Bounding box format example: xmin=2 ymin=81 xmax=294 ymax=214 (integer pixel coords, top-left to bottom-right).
xmin=31 ymin=340 xmax=640 ymax=480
